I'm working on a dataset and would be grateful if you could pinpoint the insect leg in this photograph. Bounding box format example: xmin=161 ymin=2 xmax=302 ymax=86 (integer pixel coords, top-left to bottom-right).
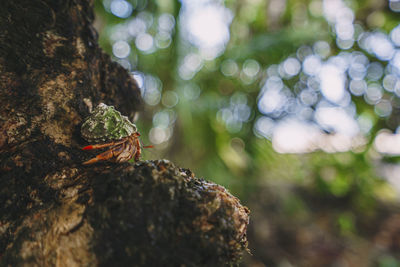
xmin=82 ymin=149 xmax=115 ymax=165
xmin=82 ymin=139 xmax=126 ymax=150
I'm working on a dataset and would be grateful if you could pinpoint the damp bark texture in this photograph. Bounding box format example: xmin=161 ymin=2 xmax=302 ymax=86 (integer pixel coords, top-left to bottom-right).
xmin=0 ymin=1 xmax=250 ymax=266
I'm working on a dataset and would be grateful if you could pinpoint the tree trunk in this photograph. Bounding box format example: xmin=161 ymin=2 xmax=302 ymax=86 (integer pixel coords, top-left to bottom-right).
xmin=0 ymin=1 xmax=249 ymax=266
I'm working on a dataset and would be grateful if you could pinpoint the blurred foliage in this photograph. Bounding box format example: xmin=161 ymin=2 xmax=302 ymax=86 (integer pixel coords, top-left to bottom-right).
xmin=94 ymin=0 xmax=400 ymax=265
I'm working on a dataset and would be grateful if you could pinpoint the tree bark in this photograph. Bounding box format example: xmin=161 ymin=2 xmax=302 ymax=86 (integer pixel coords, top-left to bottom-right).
xmin=0 ymin=1 xmax=249 ymax=266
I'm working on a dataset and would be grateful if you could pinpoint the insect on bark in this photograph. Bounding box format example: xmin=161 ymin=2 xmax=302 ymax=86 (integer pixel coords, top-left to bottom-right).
xmin=81 ymin=103 xmax=152 ymax=165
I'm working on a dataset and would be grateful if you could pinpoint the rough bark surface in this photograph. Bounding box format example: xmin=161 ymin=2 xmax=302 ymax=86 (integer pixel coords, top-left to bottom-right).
xmin=0 ymin=1 xmax=249 ymax=266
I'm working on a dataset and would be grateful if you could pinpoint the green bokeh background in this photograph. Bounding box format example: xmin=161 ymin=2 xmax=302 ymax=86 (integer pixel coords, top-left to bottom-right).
xmin=95 ymin=0 xmax=400 ymax=265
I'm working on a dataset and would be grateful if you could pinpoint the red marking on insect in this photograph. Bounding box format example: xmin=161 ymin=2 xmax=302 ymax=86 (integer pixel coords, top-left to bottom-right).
xmin=82 ymin=132 xmax=153 ymax=165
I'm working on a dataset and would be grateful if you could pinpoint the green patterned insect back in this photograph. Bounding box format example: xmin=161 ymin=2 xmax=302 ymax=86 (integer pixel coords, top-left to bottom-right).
xmin=81 ymin=103 xmax=137 ymax=142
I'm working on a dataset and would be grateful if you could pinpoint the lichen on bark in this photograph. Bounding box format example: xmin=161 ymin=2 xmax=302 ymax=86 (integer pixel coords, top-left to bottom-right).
xmin=0 ymin=0 xmax=250 ymax=266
